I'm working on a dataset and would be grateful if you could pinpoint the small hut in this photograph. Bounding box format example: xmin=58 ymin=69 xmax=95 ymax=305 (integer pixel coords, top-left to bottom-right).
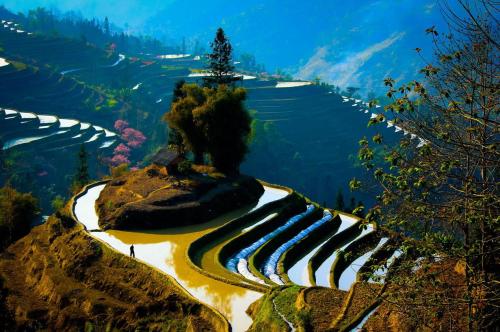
xmin=151 ymin=148 xmax=183 ymax=174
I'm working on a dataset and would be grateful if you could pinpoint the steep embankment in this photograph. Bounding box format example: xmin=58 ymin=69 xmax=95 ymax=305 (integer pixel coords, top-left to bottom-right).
xmin=0 ymin=210 xmax=226 ymax=331
xmin=96 ymin=164 xmax=264 ymax=230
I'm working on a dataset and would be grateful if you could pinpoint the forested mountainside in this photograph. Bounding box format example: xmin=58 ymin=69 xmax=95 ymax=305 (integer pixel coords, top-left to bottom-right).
xmin=0 ymin=7 xmax=400 ymax=213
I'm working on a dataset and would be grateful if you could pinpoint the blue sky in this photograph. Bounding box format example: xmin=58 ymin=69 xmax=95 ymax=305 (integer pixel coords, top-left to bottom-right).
xmin=1 ymin=0 xmax=448 ymax=94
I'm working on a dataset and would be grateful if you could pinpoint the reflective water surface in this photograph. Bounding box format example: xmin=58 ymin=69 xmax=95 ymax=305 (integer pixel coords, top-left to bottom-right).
xmin=74 ymin=183 xmax=289 ymax=332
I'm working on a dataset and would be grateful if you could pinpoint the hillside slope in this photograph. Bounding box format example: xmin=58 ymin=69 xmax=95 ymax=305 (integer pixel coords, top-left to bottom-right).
xmin=0 ymin=211 xmax=226 ymax=331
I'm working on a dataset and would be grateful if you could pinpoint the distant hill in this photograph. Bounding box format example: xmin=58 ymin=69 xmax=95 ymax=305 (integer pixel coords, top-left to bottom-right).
xmin=0 ymin=9 xmax=407 ymax=213
xmin=2 ymin=1 xmax=449 ymax=96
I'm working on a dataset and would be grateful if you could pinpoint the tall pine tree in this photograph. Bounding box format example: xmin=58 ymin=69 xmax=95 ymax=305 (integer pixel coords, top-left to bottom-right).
xmin=73 ymin=144 xmax=90 ymax=191
xmin=103 ymin=17 xmax=110 ymax=36
xmin=204 ymin=28 xmax=239 ymax=87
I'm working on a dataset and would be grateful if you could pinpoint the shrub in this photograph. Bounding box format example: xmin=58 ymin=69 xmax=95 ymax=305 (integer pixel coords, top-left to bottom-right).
xmin=113 ymin=143 xmax=131 ymax=157
xmin=177 ymin=160 xmax=192 ymax=175
xmin=114 ymin=119 xmax=129 ymax=133
xmin=0 ymin=186 xmax=39 ymax=250
xmin=122 ymin=128 xmax=146 ymax=148
xmin=51 ymin=195 xmax=65 ymax=212
xmin=110 ymin=163 xmax=129 ymax=178
xmin=109 ymin=154 xmax=130 ymax=167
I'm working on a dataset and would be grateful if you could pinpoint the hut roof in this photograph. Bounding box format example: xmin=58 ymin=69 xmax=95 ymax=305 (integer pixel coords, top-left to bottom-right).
xmin=151 ymin=148 xmax=181 ymax=166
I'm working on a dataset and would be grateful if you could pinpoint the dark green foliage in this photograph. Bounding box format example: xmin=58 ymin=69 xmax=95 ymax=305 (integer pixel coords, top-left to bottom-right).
xmin=73 ymin=145 xmax=90 ymax=191
xmin=18 ymin=7 xmax=171 ymax=55
xmin=164 ymin=84 xmax=207 ymax=164
xmin=103 ymin=17 xmax=110 ymax=36
xmin=354 ymin=200 xmax=364 ymax=217
xmin=167 ymin=80 xmax=188 ymax=155
xmin=177 ymin=160 xmax=192 ymax=175
xmin=335 ymin=189 xmax=345 ymax=211
xmin=0 ymin=185 xmax=39 ymax=250
xmin=164 ymin=84 xmax=252 ymax=174
xmin=204 ymin=28 xmax=238 ymax=87
xmin=167 ymin=129 xmax=184 ymax=154
xmin=173 ymin=79 xmax=187 ymax=102
xmin=51 ymin=195 xmax=65 ymax=212
xmin=238 ymin=53 xmax=266 ymax=73
xmin=195 ymin=86 xmax=251 ymax=174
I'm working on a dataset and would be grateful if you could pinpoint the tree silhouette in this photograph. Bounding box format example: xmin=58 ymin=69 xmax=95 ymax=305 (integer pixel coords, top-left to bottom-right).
xmin=204 ymin=28 xmax=238 ymax=87
xmin=0 ymin=185 xmax=39 ymax=250
xmin=103 ymin=16 xmax=110 ymax=36
xmin=164 ymin=84 xmax=207 ymax=164
xmin=73 ymin=144 xmax=89 ymax=190
xmin=334 ymin=189 xmax=345 ymax=211
xmin=195 ymin=86 xmax=251 ymax=174
xmin=168 ymin=80 xmax=187 ymax=155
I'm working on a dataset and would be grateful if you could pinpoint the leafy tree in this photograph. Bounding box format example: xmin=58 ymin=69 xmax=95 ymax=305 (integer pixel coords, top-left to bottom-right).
xmin=0 ymin=185 xmax=39 ymax=250
xmin=73 ymin=144 xmax=90 ymax=191
xmin=110 ymin=163 xmax=129 ymax=178
xmin=173 ymin=79 xmax=187 ymax=102
xmin=164 ymin=84 xmax=207 ymax=164
xmin=354 ymin=200 xmax=364 ymax=217
xmin=194 ymin=86 xmax=251 ymax=174
xmin=51 ymin=195 xmax=65 ymax=212
xmin=164 ymin=84 xmax=252 ymax=173
xmin=168 ymin=80 xmax=188 ymax=155
xmin=168 ymin=129 xmax=184 ymax=155
xmin=348 ymin=197 xmax=356 ymax=213
xmin=204 ymin=28 xmax=238 ymax=87
xmin=353 ymin=1 xmax=498 ymax=329
xmin=334 ymin=189 xmax=345 ymax=211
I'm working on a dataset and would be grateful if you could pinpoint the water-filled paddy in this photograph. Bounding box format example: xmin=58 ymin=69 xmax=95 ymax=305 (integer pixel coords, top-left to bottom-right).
xmin=74 ymin=183 xmax=288 ymax=331
xmin=337 ymin=237 xmax=388 ymax=291
xmin=287 ymin=237 xmax=330 ymax=286
xmin=315 ymin=222 xmax=372 ymax=288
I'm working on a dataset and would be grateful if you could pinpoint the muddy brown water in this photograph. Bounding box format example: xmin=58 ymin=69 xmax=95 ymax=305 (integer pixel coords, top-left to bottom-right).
xmin=74 ymin=183 xmax=288 ymax=331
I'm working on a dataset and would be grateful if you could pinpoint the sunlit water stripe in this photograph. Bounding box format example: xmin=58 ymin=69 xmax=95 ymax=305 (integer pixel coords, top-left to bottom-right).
xmin=315 ymin=225 xmax=373 ymax=288
xmin=99 ymin=140 xmax=115 ymax=149
xmin=19 ymin=112 xmax=36 ymax=119
xmin=2 ymin=130 xmax=68 ymax=150
xmin=241 ymin=213 xmax=277 ymax=233
xmin=4 ymin=109 xmax=17 ymax=115
xmin=38 ymin=115 xmax=58 ymax=124
xmin=338 ymin=237 xmax=388 ymax=291
xmin=369 ymin=249 xmax=403 ymax=283
xmin=237 ymin=258 xmax=266 ymax=284
xmin=275 ymin=81 xmax=312 ymax=88
xmin=263 ymin=210 xmax=333 ymax=284
xmin=287 ymin=213 xmax=358 ymax=286
xmin=226 ymin=205 xmax=315 ymax=273
xmin=0 ymin=57 xmax=9 ymax=67
xmin=59 ymin=118 xmax=79 ymax=128
xmin=287 ymin=237 xmax=330 ymax=286
xmin=249 ymin=186 xmax=288 ymax=212
xmin=85 ymin=133 xmax=101 ymax=143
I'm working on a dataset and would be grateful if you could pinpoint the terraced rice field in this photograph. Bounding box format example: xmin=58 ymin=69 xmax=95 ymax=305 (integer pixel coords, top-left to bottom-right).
xmin=0 ymin=108 xmax=118 ymax=152
xmin=0 ymin=25 xmax=409 ymax=330
xmin=73 ymin=180 xmax=401 ymax=331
